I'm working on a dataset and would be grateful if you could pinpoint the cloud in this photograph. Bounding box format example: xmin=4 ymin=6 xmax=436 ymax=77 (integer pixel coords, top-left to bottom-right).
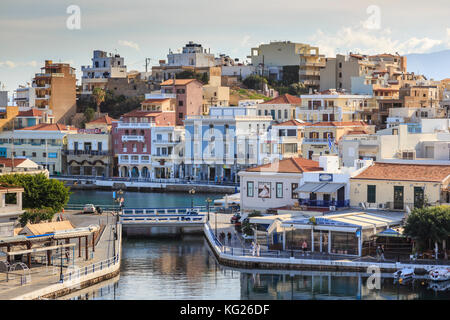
xmin=118 ymin=40 xmax=140 ymax=51
xmin=0 ymin=60 xmax=38 ymax=69
xmin=309 ymin=23 xmax=449 ymax=56
xmin=241 ymin=35 xmax=251 ymax=47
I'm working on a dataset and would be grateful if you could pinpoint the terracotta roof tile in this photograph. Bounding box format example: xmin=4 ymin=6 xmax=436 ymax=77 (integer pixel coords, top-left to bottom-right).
xmin=87 ymin=115 xmax=117 ymax=125
xmin=17 ymin=109 xmax=44 ymax=117
xmin=352 ymin=162 xmax=450 ymax=182
xmin=246 ymin=157 xmax=322 ymax=173
xmin=309 ymin=121 xmax=369 ymax=127
xmin=273 ymin=120 xmax=310 ymax=126
xmin=160 ymin=79 xmax=199 ymax=86
xmin=0 ymin=158 xmax=27 ymax=167
xmin=19 ymin=123 xmax=74 ymax=131
xmin=261 ymin=94 xmax=302 ymax=105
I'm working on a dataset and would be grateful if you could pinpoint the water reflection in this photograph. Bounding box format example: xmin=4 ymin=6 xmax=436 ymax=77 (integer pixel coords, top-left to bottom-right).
xmin=64 ymin=236 xmax=450 ymax=300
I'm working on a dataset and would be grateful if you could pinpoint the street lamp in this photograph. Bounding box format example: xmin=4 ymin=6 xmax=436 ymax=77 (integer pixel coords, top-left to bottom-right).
xmin=205 ymin=198 xmax=212 ymax=223
xmin=291 ymin=224 xmax=294 ymax=258
xmin=59 ymin=242 xmax=64 ymax=282
xmin=189 ymin=188 xmax=195 ymax=210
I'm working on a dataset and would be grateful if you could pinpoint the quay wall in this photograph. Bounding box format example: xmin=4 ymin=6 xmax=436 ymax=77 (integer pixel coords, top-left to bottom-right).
xmin=123 ymin=225 xmax=203 ymax=237
xmin=12 ymin=224 xmax=122 ymax=300
xmin=203 ymin=223 xmax=449 ymax=273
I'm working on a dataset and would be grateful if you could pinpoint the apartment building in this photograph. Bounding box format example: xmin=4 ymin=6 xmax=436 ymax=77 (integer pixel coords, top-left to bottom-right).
xmin=202 ymin=67 xmax=229 ymax=114
xmin=270 ymin=120 xmax=309 ymax=159
xmin=65 ymin=116 xmax=116 ymax=177
xmin=152 ymin=42 xmax=216 ymax=82
xmin=248 ymin=41 xmax=326 ymax=91
xmin=14 ymin=86 xmax=35 ymax=108
xmin=340 ymin=122 xmax=450 ymax=167
xmin=0 ymin=106 xmax=19 ymax=131
xmin=32 ymin=60 xmax=77 ymax=124
xmin=81 ymin=50 xmax=127 ymax=95
xmin=256 ymin=94 xmax=301 ymax=123
xmin=0 ymin=123 xmax=77 ymax=175
xmin=112 ymin=98 xmax=176 ymax=178
xmin=160 ymin=79 xmax=203 ymax=126
xmin=297 ymin=90 xmax=374 ymax=123
xmin=184 ymin=106 xmax=274 ymax=183
xmin=14 ymin=109 xmax=53 ymax=129
xmin=302 ymin=121 xmax=374 ymax=159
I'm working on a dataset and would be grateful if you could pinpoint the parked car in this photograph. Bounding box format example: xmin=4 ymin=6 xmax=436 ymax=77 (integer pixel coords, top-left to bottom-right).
xmin=230 ymin=213 xmax=241 ymax=224
xmin=83 ymin=204 xmax=96 ymax=214
xmin=186 ymin=209 xmax=199 ymax=215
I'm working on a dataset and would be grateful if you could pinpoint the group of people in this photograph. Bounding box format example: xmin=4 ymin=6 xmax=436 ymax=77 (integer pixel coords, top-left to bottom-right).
xmin=376 ymin=245 xmax=385 ymax=261
xmin=219 ymin=231 xmax=233 ymax=244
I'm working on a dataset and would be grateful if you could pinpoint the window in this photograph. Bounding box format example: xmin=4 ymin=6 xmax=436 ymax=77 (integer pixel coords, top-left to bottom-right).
xmin=247 ymin=181 xmax=254 ymax=197
xmin=276 ymin=182 xmax=283 ymax=198
xmin=43 ymin=152 xmax=46 ymax=158
xmin=367 ymin=185 xmax=376 ymax=203
xmin=22 ymin=151 xmax=26 ymax=156
xmin=291 ymin=183 xmax=299 ymax=199
xmin=178 ymin=100 xmax=183 ymax=106
xmin=179 ymin=113 xmax=183 ymax=119
xmin=32 ymin=152 xmax=36 ymax=157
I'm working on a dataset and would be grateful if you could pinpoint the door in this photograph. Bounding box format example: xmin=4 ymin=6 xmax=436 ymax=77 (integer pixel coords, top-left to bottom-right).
xmin=337 ymin=186 xmax=345 ymax=207
xmin=393 ymin=186 xmax=404 ymax=210
xmin=414 ymin=187 xmax=424 ymax=208
xmin=308 ymin=150 xmax=314 ymax=160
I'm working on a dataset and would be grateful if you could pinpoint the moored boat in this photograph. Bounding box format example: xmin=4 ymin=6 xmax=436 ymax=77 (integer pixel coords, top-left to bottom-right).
xmin=429 ymin=268 xmax=450 ymax=282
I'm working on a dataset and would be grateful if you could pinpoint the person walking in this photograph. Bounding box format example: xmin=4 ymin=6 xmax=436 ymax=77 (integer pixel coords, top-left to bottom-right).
xmin=256 ymin=243 xmax=261 ymax=257
xmin=381 ymin=245 xmax=385 ymax=261
xmin=302 ymin=240 xmax=308 ymax=256
xmin=376 ymin=246 xmax=381 ymax=261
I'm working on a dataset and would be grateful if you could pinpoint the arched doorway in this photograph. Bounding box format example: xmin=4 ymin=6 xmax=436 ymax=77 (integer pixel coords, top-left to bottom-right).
xmin=120 ymin=166 xmax=128 ymax=177
xmin=142 ymin=167 xmax=149 ymax=178
xmin=131 ymin=167 xmax=139 ymax=178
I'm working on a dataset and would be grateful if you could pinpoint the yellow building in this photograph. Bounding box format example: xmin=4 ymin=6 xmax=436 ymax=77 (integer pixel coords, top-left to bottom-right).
xmin=0 ymin=106 xmax=19 ymax=131
xmin=350 ymin=162 xmax=450 ymax=210
xmin=256 ymin=94 xmax=301 ymax=123
xmin=202 ymin=67 xmax=229 ymax=114
xmin=302 ymin=121 xmax=374 ymax=159
xmin=297 ymin=91 xmax=374 ymax=123
xmin=271 ymin=120 xmax=309 ymax=158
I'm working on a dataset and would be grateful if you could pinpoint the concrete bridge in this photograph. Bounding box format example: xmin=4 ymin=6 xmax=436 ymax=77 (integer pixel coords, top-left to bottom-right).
xmin=120 ymin=212 xmax=207 ymax=237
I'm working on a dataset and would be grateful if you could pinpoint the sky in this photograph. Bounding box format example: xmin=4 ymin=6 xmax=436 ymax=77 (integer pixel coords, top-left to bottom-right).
xmin=1 ymin=0 xmax=450 ymax=94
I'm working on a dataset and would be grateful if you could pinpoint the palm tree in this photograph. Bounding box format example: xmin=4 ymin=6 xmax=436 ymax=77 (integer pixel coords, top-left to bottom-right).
xmin=92 ymin=87 xmax=106 ymax=115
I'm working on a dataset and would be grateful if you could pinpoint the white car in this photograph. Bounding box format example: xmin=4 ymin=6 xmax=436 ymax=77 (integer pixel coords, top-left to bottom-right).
xmin=83 ymin=204 xmax=96 ymax=214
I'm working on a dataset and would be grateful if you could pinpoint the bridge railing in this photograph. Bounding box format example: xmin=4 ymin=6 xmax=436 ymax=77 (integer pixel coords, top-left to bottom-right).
xmin=61 ymin=253 xmax=120 ymax=283
xmin=120 ymin=214 xmax=206 ymax=224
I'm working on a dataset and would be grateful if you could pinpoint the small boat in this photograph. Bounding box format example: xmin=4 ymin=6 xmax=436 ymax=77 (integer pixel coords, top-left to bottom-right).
xmin=427 ymin=280 xmax=450 ymax=292
xmin=393 ymin=268 xmax=414 ymax=280
xmin=429 ymin=268 xmax=450 ymax=282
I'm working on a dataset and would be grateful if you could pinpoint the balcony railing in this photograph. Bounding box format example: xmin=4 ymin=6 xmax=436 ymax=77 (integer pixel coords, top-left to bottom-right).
xmin=303 ymin=138 xmax=329 ymax=144
xmin=121 ymin=135 xmax=145 ymax=142
xmin=117 ymin=122 xmax=153 ymax=129
xmin=64 ymin=150 xmax=111 ymax=156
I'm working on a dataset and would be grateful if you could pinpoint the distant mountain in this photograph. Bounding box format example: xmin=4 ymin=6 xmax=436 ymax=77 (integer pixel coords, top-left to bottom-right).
xmin=406 ymin=50 xmax=450 ymax=81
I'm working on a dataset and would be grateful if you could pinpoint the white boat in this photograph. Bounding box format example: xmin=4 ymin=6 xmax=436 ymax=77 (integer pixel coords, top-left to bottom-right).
xmin=428 ymin=280 xmax=450 ymax=292
xmin=393 ymin=268 xmax=414 ymax=280
xmin=429 ymin=267 xmax=450 ymax=282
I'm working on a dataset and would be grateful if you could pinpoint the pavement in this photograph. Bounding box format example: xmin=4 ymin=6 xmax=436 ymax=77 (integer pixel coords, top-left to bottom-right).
xmin=0 ymin=210 xmax=118 ymax=300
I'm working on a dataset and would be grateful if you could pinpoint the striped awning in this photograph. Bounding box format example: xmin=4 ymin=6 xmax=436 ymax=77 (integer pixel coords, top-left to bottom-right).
xmin=295 ymin=182 xmax=346 ymax=193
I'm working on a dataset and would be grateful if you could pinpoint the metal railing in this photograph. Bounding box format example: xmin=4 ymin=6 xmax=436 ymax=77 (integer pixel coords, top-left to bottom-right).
xmin=299 ymin=199 xmax=350 ymax=208
xmin=61 ymin=253 xmax=120 ymax=282
xmin=120 ymin=214 xmax=205 ymax=224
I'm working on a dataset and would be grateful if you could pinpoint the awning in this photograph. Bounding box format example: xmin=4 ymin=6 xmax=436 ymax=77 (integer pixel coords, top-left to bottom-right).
xmin=295 ymin=182 xmax=345 ymax=193
xmin=295 ymin=182 xmax=326 ymax=193
xmin=375 ymin=228 xmax=406 ymax=238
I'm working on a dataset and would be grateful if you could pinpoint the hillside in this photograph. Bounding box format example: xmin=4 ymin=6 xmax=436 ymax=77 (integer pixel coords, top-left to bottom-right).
xmin=229 ymin=88 xmax=271 ymax=106
xmin=406 ymin=50 xmax=450 ymax=81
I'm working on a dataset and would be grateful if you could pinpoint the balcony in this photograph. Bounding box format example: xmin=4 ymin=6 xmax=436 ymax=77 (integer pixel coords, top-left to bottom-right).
xmin=32 ymin=83 xmax=50 ymax=89
xmin=299 ymin=199 xmax=350 ymax=208
xmin=121 ymin=135 xmax=145 ymax=142
xmin=35 ymin=95 xmax=50 ymax=100
xmin=152 ymin=139 xmax=181 ymax=144
xmin=303 ymin=138 xmax=329 ymax=144
xmin=64 ymin=150 xmax=111 ymax=156
xmin=117 ymin=122 xmax=153 ymax=129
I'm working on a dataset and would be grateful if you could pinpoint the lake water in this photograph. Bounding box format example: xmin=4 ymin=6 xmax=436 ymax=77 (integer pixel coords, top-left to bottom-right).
xmin=66 ymin=190 xmax=450 ymax=300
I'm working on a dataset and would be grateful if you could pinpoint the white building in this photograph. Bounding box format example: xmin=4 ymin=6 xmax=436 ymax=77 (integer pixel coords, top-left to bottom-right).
xmin=81 ymin=50 xmax=127 ymax=95
xmin=14 ymin=86 xmax=36 ymax=109
xmin=238 ymin=157 xmax=323 ymax=213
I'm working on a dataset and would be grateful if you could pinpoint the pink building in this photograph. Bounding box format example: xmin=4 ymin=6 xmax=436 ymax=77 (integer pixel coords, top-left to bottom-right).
xmin=112 ymin=98 xmax=176 ymax=178
xmin=160 ymin=79 xmax=203 ymax=125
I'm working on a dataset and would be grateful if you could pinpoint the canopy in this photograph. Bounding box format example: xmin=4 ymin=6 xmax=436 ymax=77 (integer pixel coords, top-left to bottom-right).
xmin=295 ymin=182 xmax=346 ymax=193
xmin=375 ymin=228 xmax=406 ymax=238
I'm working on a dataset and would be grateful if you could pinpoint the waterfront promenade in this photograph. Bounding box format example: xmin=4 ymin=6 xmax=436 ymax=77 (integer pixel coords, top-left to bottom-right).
xmin=204 ymin=212 xmax=450 ymax=273
xmin=0 ymin=211 xmax=121 ymax=300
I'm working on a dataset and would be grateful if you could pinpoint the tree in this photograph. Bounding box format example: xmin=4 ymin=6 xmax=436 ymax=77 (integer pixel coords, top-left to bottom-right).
xmin=175 ymin=70 xmax=209 ymax=84
xmin=0 ymin=173 xmax=71 ymax=213
xmin=243 ymin=75 xmax=267 ymax=90
xmin=84 ymin=107 xmax=95 ymax=123
xmin=403 ymin=205 xmax=450 ymax=257
xmin=19 ymin=207 xmax=56 ymax=227
xmin=92 ymin=87 xmax=106 ymax=114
